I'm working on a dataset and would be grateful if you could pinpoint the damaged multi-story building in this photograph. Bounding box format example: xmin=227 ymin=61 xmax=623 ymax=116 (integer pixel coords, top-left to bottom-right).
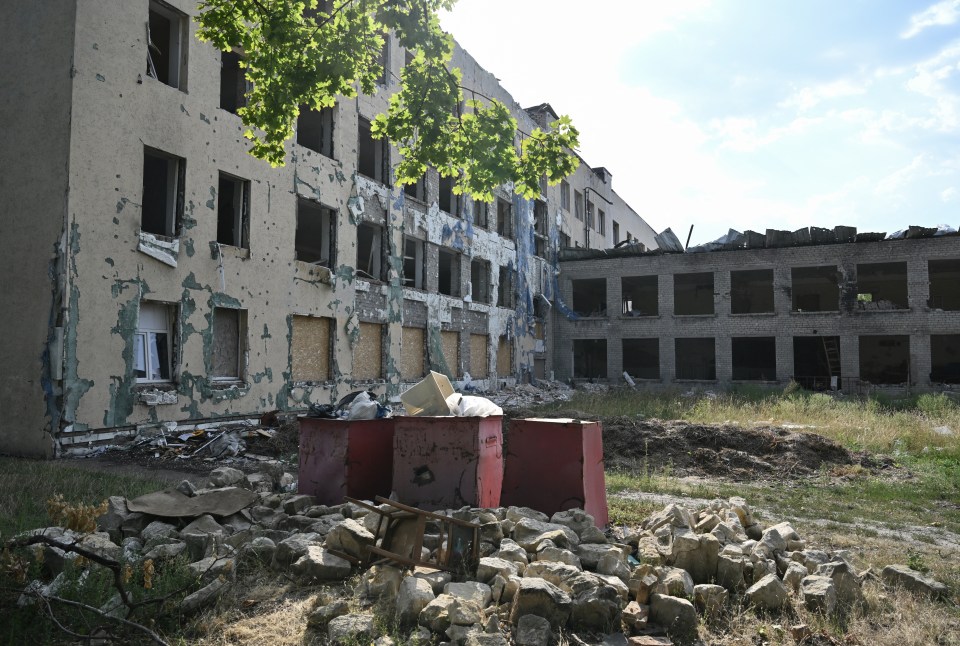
xmin=1 ymin=0 xmax=657 ymax=457
xmin=556 ymin=226 xmax=960 ymax=392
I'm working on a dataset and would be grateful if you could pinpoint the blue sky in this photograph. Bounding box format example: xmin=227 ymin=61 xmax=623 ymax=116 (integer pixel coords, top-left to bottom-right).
xmin=441 ymin=1 xmax=960 ymax=245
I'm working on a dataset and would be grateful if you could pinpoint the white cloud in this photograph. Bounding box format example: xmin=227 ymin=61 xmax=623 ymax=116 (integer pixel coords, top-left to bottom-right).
xmin=942 ymin=187 xmax=958 ymax=201
xmin=779 ymin=79 xmax=868 ymax=112
xmin=875 ymin=155 xmax=926 ymax=197
xmin=901 ymin=0 xmax=960 ymax=39
xmin=709 ymin=115 xmax=822 ymax=152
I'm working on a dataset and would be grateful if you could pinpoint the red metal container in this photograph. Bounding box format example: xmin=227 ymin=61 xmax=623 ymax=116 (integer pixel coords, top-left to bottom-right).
xmin=392 ymin=415 xmax=503 ymax=510
xmin=298 ymin=417 xmax=395 ymax=505
xmin=501 ymin=418 xmax=608 ymax=526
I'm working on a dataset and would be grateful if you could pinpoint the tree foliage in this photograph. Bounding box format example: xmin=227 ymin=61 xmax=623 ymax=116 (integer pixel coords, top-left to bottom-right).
xmin=195 ymin=0 xmax=579 ymax=200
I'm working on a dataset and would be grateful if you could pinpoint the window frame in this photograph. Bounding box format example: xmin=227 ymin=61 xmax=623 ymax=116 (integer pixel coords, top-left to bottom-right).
xmin=141 ymin=147 xmax=185 ymax=239
xmin=217 ymin=171 xmax=251 ymax=249
xmin=146 ymin=0 xmax=188 ymax=91
xmin=135 ymin=302 xmax=176 ymax=384
xmin=211 ymin=307 xmax=246 ymax=382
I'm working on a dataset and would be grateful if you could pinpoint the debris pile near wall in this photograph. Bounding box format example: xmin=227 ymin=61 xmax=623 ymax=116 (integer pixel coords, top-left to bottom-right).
xmin=12 ymin=467 xmax=948 ymax=645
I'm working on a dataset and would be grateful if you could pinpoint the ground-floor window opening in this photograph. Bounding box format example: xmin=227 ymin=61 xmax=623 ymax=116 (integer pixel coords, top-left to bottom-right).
xmin=440 ymin=330 xmax=460 ymax=377
xmin=931 ymin=335 xmax=960 ymax=384
xmin=354 ymin=322 xmax=384 ymax=380
xmin=793 ymin=336 xmax=841 ymax=390
xmin=135 ymin=302 xmax=176 ymax=382
xmin=469 ymin=334 xmax=489 ymax=378
xmin=571 ymin=278 xmax=607 ymax=317
xmin=497 ymin=335 xmax=512 ymax=377
xmin=859 ymin=335 xmax=910 ymax=385
xmin=731 ymin=336 xmax=776 ymax=381
xmin=400 ymin=327 xmax=426 ymax=381
xmin=675 ymin=337 xmax=716 ymax=380
xmin=212 ymin=307 xmax=245 ymax=381
xmin=573 ymin=339 xmax=607 ymax=379
xmin=291 ymin=315 xmax=332 ymax=382
xmin=621 ymin=275 xmax=658 ymax=316
xmin=622 ymin=338 xmax=659 ymax=380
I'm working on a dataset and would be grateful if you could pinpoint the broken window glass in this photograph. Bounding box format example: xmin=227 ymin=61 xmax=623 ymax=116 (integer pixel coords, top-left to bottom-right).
xmin=217 ymin=172 xmax=250 ymax=249
xmin=135 ymin=302 xmax=174 ymax=382
xmin=146 ymin=0 xmax=187 ymax=90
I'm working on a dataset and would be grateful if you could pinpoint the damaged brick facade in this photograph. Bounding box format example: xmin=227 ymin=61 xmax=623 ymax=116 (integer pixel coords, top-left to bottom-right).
xmin=555 ymin=234 xmax=960 ymax=392
xmin=0 ymin=0 xmax=655 ymax=457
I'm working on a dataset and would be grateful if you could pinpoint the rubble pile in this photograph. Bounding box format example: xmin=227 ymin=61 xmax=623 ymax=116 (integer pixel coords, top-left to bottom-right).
xmin=484 ymin=380 xmax=574 ymax=410
xmin=14 ymin=467 xmax=949 ymax=645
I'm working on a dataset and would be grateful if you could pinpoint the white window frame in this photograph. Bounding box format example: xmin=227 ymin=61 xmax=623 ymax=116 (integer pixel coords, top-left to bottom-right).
xmin=146 ymin=0 xmax=188 ymax=91
xmin=135 ymin=302 xmax=174 ymax=383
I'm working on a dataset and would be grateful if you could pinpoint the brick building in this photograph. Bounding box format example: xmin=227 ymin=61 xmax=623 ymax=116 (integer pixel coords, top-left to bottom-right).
xmin=0 ymin=0 xmax=655 ymax=456
xmin=555 ymin=230 xmax=960 ymax=392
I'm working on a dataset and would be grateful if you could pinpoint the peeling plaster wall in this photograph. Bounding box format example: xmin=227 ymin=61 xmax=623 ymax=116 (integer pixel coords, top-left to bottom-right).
xmin=8 ymin=2 xmax=651 ymax=450
xmin=0 ymin=0 xmax=79 ymax=457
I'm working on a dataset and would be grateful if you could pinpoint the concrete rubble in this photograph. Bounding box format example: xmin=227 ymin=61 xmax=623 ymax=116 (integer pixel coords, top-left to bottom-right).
xmin=13 ymin=465 xmax=950 ymax=645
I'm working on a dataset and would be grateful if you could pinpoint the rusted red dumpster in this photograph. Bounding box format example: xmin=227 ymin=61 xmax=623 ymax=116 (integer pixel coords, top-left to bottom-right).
xmin=392 ymin=416 xmax=503 ymax=510
xmin=298 ymin=417 xmax=395 ymax=505
xmin=501 ymin=418 xmax=608 ymax=526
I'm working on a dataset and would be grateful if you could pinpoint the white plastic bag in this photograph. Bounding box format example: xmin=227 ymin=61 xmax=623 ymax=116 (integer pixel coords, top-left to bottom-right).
xmin=347 ymin=391 xmax=379 ymax=419
xmin=452 ymin=395 xmax=503 ymax=417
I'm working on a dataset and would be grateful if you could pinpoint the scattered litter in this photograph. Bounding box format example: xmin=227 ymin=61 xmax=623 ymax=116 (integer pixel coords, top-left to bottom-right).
xmin=933 ymin=425 xmax=954 ymax=436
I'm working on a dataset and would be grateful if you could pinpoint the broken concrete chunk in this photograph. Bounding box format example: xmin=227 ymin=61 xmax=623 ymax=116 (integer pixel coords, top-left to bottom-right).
xmin=649 ymin=593 xmax=698 ymax=645
xmin=550 ymin=509 xmax=596 ymax=538
xmin=324 ymin=518 xmax=375 ymax=561
xmin=515 ymin=613 xmax=552 ymax=646
xmin=571 ymin=584 xmax=622 ymax=630
xmin=801 ymin=575 xmax=837 ymax=615
xmin=444 ymin=581 xmax=493 ymax=607
xmin=180 ymin=577 xmax=230 ymax=615
xmin=209 ymin=466 xmax=246 ymax=488
xmin=693 ymin=584 xmax=727 ymax=617
xmin=656 ymin=567 xmax=694 ymax=598
xmin=477 ymin=557 xmax=520 ymax=582
xmin=815 ymin=560 xmax=864 ymax=612
xmin=360 ymin=564 xmax=403 ymax=601
xmin=328 ymin=613 xmax=375 ymax=644
xmin=419 ymin=593 xmax=456 ymax=633
xmin=291 ymin=546 xmax=352 ymax=582
xmin=621 ymin=600 xmax=649 ymax=633
xmin=398 ymin=576 xmax=436 ymax=626
xmin=881 ymin=564 xmax=948 ymax=600
xmin=745 ymin=573 xmax=788 ymax=610
xmin=509 ymin=578 xmax=572 ymax=628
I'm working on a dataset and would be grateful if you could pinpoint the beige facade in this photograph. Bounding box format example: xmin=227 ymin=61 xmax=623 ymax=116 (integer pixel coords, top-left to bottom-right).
xmin=0 ymin=0 xmax=653 ymax=456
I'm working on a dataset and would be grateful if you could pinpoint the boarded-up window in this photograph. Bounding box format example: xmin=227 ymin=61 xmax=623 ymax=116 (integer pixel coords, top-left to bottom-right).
xmin=354 ymin=322 xmax=384 ymax=380
xmin=291 ymin=315 xmax=332 ymax=381
xmin=400 ymin=327 xmax=425 ymax=380
xmin=441 ymin=330 xmax=459 ymax=377
xmin=470 ymin=334 xmax=489 ymax=378
xmin=497 ymin=335 xmax=511 ymax=376
xmin=212 ymin=308 xmax=244 ymax=380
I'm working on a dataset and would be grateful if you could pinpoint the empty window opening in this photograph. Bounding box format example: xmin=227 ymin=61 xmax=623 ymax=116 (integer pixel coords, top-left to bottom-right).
xmin=497 ymin=198 xmax=513 ymax=239
xmin=441 ymin=330 xmax=459 ymax=377
xmin=297 ymin=106 xmax=335 ymax=158
xmin=142 ymin=148 xmax=184 ymax=238
xmin=856 ymin=262 xmax=908 ymax=310
xmin=612 ymin=221 xmax=620 ymax=244
xmin=291 ymin=315 xmax=332 ymax=382
xmin=793 ymin=336 xmax=841 ymax=391
xmin=470 ymin=334 xmax=489 ymax=378
xmin=571 ymin=278 xmax=607 ymax=317
xmin=439 ymin=175 xmax=455 ymax=214
xmin=791 ymin=266 xmax=839 ymax=312
xmin=217 ymin=172 xmax=250 ymax=249
xmin=400 ymin=327 xmax=426 ymax=380
xmin=470 ymin=259 xmax=490 ymax=304
xmin=859 ymin=335 xmax=909 ymax=385
xmin=621 ymin=275 xmax=658 ymax=316
xmin=585 ymin=201 xmax=595 ymax=231
xmin=438 ymin=249 xmax=460 ymax=296
xmin=377 ymin=36 xmax=390 ymax=85
xmin=732 ymin=337 xmax=776 ymax=381
xmin=929 ymin=259 xmax=960 ymax=310
xmin=402 ymin=237 xmax=425 ymax=289
xmin=354 ymin=322 xmax=384 ymax=380
xmin=560 ymin=180 xmax=570 ymax=211
xmin=573 ymin=339 xmax=607 ymax=379
xmin=497 ymin=335 xmax=512 ymax=376
xmin=212 ymin=308 xmax=245 ymax=381
xmin=597 ymin=209 xmax=606 ymax=236
xmin=220 ymin=51 xmax=248 ymax=114
xmin=358 ymin=117 xmax=387 ymax=182
xmin=674 ymin=272 xmax=715 ymax=315
xmin=622 ymin=338 xmax=659 ymax=380
xmin=560 ymin=232 xmax=571 ymax=248
xmin=295 ymin=200 xmax=335 ymax=266
xmin=473 ymin=200 xmax=489 ymax=229
xmin=731 ymin=269 xmax=774 ymax=314
xmin=147 ymin=0 xmax=187 ymax=90
xmin=574 ymin=190 xmax=583 ymax=221
xmin=534 ymin=199 xmax=549 ymax=257
xmin=404 ymin=173 xmax=426 ymax=202
xmin=931 ymin=335 xmax=960 ymax=384
xmin=135 ymin=302 xmax=175 ymax=382
xmin=497 ymin=266 xmax=514 ymax=308
xmin=675 ymin=337 xmax=716 ymax=380
xmin=356 ymin=221 xmax=387 ymax=281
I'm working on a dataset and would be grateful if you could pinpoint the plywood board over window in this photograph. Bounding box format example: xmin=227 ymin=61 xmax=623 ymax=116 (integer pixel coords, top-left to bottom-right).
xmin=291 ymin=315 xmax=332 ymax=382
xmin=355 ymin=322 xmax=384 ymax=380
xmin=212 ymin=308 xmax=244 ymax=380
xmin=441 ymin=330 xmax=459 ymax=377
xmin=497 ymin=335 xmax=511 ymax=376
xmin=400 ymin=327 xmax=425 ymax=380
xmin=470 ymin=334 xmax=489 ymax=378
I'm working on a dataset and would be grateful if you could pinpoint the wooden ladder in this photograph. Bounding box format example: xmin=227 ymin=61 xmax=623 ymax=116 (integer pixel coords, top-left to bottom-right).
xmin=821 ymin=337 xmax=841 ymax=377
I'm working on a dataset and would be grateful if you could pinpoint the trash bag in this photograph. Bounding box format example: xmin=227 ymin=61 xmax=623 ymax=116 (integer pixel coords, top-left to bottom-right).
xmin=347 ymin=391 xmax=379 ymax=420
xmin=308 ymin=403 xmax=338 ymax=418
xmin=447 ymin=394 xmax=503 ymax=417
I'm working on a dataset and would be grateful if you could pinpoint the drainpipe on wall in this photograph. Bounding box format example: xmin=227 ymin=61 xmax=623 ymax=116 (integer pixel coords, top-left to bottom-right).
xmin=583 ymin=187 xmax=614 ymax=250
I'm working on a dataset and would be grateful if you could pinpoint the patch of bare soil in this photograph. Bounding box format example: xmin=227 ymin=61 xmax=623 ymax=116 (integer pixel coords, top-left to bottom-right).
xmin=507 ymin=410 xmax=901 ymax=481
